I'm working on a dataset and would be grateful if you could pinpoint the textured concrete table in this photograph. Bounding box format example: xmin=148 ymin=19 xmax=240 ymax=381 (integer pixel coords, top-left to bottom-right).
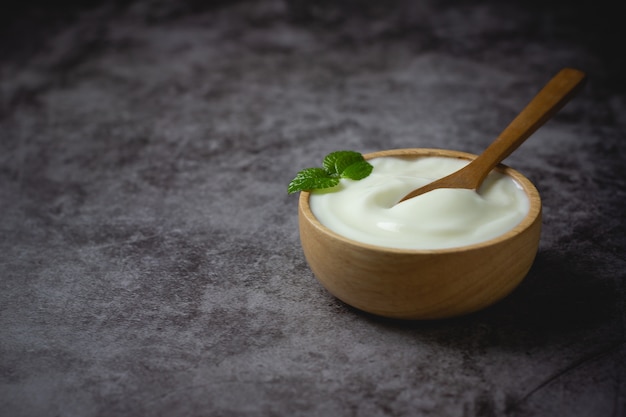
xmin=1 ymin=1 xmax=624 ymax=416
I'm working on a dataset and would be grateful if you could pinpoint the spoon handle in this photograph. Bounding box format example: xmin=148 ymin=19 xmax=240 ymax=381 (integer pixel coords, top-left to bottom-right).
xmin=465 ymin=67 xmax=587 ymax=186
xmin=397 ymin=68 xmax=587 ymax=204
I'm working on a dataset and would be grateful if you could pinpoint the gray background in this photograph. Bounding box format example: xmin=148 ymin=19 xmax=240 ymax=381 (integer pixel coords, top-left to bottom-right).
xmin=1 ymin=0 xmax=624 ymax=416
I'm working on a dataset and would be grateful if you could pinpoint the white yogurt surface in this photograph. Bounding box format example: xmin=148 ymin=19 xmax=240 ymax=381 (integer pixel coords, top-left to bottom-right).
xmin=309 ymin=156 xmax=530 ymax=250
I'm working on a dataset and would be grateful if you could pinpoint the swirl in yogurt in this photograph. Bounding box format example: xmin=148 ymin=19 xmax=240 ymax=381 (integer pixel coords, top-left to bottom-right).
xmin=309 ymin=156 xmax=530 ymax=250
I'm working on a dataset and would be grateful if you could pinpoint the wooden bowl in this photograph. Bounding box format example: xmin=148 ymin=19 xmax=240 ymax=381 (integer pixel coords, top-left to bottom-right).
xmin=298 ymin=148 xmax=542 ymax=320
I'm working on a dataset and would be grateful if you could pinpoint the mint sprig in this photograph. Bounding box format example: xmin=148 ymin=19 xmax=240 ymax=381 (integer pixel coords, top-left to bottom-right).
xmin=288 ymin=150 xmax=373 ymax=194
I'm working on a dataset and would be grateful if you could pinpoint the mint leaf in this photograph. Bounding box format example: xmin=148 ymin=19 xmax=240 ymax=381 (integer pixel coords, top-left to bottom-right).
xmin=323 ymin=151 xmax=365 ymax=176
xmin=288 ymin=150 xmax=374 ymax=194
xmin=340 ymin=160 xmax=373 ymax=180
xmin=287 ymin=168 xmax=340 ymax=194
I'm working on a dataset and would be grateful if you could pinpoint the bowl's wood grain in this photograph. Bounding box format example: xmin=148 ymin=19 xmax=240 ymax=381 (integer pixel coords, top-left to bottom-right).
xmin=298 ymin=148 xmax=542 ymax=320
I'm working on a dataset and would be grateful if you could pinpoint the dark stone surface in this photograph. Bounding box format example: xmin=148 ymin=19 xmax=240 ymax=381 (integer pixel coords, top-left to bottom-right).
xmin=1 ymin=1 xmax=624 ymax=416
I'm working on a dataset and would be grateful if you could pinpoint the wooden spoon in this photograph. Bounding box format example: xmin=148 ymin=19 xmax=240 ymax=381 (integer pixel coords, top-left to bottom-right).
xmin=397 ymin=68 xmax=587 ymax=204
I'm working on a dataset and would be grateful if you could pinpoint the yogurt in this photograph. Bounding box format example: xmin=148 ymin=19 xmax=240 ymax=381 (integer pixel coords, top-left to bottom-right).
xmin=309 ymin=156 xmax=530 ymax=250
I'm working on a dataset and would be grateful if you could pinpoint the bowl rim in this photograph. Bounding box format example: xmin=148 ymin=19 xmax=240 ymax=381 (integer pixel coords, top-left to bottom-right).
xmin=299 ymin=147 xmax=542 ymax=254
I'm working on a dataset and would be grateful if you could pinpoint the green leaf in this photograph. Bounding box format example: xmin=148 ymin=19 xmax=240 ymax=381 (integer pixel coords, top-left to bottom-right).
xmin=340 ymin=160 xmax=373 ymax=180
xmin=288 ymin=150 xmax=374 ymax=194
xmin=287 ymin=168 xmax=340 ymax=194
xmin=323 ymin=151 xmax=365 ymax=176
